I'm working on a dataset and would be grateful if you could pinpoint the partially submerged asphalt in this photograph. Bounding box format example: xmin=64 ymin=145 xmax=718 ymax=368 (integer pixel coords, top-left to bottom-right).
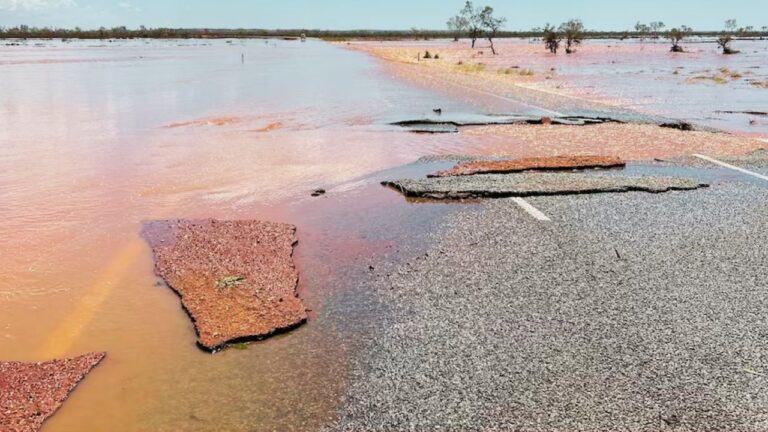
xmin=384 ymin=172 xmax=706 ymax=200
xmin=327 ymin=159 xmax=768 ymax=431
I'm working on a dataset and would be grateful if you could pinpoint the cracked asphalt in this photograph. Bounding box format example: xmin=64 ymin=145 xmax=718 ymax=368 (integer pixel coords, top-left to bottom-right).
xmin=327 ymin=161 xmax=768 ymax=431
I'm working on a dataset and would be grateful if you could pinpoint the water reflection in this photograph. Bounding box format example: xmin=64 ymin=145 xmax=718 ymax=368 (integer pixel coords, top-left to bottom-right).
xmin=0 ymin=38 xmax=478 ymax=431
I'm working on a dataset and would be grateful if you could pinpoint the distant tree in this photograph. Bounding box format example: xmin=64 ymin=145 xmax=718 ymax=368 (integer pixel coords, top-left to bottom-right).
xmin=542 ymin=23 xmax=561 ymax=53
xmin=650 ymin=21 xmax=666 ymax=37
xmin=763 ymin=26 xmax=768 ymax=32
xmin=459 ymin=1 xmax=483 ymax=48
xmin=725 ymin=19 xmax=738 ymax=33
xmin=668 ymin=27 xmax=691 ymax=52
xmin=446 ymin=15 xmax=469 ymax=41
xmin=559 ymin=19 xmax=584 ymax=54
xmin=479 ymin=6 xmax=506 ymax=54
xmin=635 ymin=21 xmax=650 ymax=35
xmin=717 ymin=33 xmax=739 ymax=54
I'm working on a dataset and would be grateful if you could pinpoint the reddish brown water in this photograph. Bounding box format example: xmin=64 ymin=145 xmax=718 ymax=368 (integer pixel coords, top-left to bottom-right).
xmin=0 ymin=38 xmax=480 ymax=431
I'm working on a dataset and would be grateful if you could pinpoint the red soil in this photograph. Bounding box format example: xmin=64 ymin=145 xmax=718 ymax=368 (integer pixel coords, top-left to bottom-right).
xmin=0 ymin=352 xmax=105 ymax=432
xmin=430 ymin=155 xmax=625 ymax=177
xmin=142 ymin=219 xmax=307 ymax=351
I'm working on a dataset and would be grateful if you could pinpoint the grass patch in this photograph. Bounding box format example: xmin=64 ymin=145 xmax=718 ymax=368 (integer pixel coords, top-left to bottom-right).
xmin=499 ymin=66 xmax=534 ymax=76
xmin=230 ymin=342 xmax=250 ymax=350
xmin=689 ymin=75 xmax=729 ymax=85
xmin=455 ymin=62 xmax=486 ymax=74
xmin=216 ymin=276 xmax=246 ymax=289
xmin=720 ymin=67 xmax=743 ymax=79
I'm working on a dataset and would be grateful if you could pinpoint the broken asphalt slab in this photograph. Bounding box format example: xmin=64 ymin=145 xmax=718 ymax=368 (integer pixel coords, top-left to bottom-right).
xmin=141 ymin=219 xmax=307 ymax=352
xmin=430 ymin=156 xmax=626 ymax=178
xmin=390 ymin=114 xmax=705 ymax=134
xmin=383 ymin=173 xmax=708 ymax=200
xmin=0 ymin=353 xmax=106 ymax=432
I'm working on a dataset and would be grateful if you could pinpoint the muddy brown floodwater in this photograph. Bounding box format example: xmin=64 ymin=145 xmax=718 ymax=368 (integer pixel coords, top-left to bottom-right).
xmin=0 ymin=38 xmax=482 ymax=431
xmin=0 ymin=36 xmax=765 ymax=431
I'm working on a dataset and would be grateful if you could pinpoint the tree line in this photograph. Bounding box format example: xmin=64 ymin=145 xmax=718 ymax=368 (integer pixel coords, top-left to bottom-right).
xmin=443 ymin=3 xmax=761 ymax=57
xmin=0 ymin=19 xmax=766 ymax=43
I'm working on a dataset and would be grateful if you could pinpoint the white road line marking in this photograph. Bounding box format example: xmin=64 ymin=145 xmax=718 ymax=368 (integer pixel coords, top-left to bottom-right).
xmin=512 ymin=198 xmax=552 ymax=222
xmin=692 ymin=154 xmax=768 ymax=182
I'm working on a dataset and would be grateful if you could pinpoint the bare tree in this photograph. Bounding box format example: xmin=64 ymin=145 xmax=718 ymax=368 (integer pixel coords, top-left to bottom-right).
xmin=479 ymin=6 xmax=506 ymax=54
xmin=459 ymin=1 xmax=483 ymax=48
xmin=717 ymin=33 xmax=739 ymax=54
xmin=542 ymin=23 xmax=561 ymax=54
xmin=559 ymin=19 xmax=584 ymax=54
xmin=668 ymin=27 xmax=691 ymax=52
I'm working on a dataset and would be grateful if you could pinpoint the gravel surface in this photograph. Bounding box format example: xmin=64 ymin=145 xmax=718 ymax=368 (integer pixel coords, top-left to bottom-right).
xmin=0 ymin=353 xmax=106 ymax=432
xmin=429 ymin=156 xmax=625 ymax=178
xmin=661 ymin=149 xmax=768 ymax=168
xmin=459 ymin=124 xmax=765 ymax=161
xmin=142 ymin=219 xmax=306 ymax=352
xmin=328 ymin=180 xmax=768 ymax=431
xmin=384 ymin=173 xmax=707 ymax=200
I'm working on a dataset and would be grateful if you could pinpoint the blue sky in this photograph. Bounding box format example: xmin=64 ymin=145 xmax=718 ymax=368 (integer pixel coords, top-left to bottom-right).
xmin=0 ymin=0 xmax=766 ymax=30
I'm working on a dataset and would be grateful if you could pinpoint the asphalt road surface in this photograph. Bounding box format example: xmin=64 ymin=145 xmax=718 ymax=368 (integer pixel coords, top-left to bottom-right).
xmin=328 ymin=157 xmax=768 ymax=431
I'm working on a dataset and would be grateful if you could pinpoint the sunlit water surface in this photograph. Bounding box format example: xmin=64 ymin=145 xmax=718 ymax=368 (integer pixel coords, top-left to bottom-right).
xmin=0 ymin=38 xmax=483 ymax=431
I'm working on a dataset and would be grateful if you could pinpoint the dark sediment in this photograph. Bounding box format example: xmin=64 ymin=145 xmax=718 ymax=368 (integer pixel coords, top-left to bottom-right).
xmin=383 ymin=173 xmax=708 ymax=200
xmin=141 ymin=219 xmax=307 ymax=352
xmin=429 ymin=155 xmax=626 ymax=178
xmin=0 ymin=352 xmax=106 ymax=432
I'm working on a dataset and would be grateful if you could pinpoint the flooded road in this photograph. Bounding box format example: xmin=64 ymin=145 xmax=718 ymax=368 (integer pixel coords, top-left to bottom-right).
xmin=2 ymin=36 xmax=765 ymax=431
xmin=352 ymin=38 xmax=768 ymax=135
xmin=0 ymin=38 xmax=482 ymax=431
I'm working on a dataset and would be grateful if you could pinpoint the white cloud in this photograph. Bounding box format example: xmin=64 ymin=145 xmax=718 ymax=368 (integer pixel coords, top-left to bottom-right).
xmin=0 ymin=0 xmax=77 ymax=11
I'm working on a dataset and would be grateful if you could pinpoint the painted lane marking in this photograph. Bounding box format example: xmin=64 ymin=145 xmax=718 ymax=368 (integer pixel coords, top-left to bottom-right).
xmin=692 ymin=154 xmax=768 ymax=182
xmin=38 ymin=240 xmax=146 ymax=358
xmin=512 ymin=198 xmax=552 ymax=222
